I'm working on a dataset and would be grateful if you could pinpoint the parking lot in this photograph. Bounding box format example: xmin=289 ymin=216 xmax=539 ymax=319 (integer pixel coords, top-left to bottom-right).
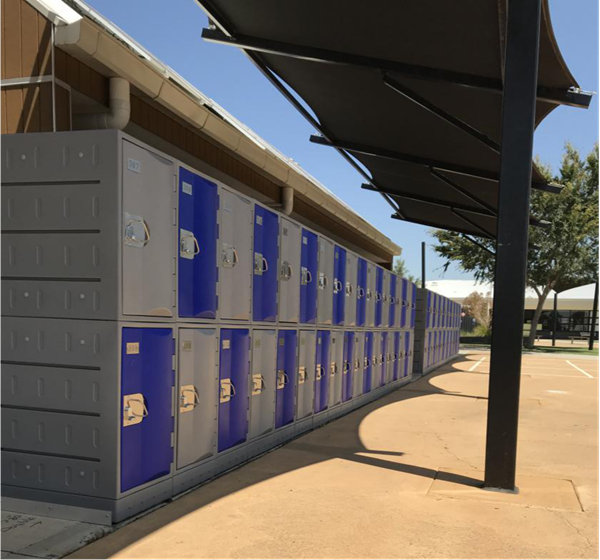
xmin=59 ymin=351 xmax=598 ymax=559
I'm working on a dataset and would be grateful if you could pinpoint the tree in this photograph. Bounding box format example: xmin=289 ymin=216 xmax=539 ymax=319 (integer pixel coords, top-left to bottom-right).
xmin=462 ymin=291 xmax=492 ymax=336
xmin=431 ymin=143 xmax=599 ymax=349
xmin=392 ymin=257 xmax=419 ymax=285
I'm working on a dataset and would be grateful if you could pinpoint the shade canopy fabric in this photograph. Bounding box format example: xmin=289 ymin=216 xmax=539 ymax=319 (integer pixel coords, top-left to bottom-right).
xmin=197 ymin=0 xmax=587 ymax=237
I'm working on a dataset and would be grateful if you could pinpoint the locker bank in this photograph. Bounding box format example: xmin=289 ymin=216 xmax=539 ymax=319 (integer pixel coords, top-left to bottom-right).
xmin=0 ymin=0 xmax=458 ymax=526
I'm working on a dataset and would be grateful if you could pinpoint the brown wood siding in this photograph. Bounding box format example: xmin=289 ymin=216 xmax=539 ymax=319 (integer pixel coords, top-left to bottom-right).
xmin=54 ymin=48 xmax=108 ymax=106
xmin=1 ymin=0 xmax=54 ymax=134
xmin=1 ymin=0 xmax=52 ymax=80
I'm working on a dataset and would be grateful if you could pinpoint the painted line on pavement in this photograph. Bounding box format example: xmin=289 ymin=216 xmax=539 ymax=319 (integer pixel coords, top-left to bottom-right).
xmin=566 ymin=360 xmax=594 ymax=378
xmin=468 ymin=356 xmax=486 ymax=372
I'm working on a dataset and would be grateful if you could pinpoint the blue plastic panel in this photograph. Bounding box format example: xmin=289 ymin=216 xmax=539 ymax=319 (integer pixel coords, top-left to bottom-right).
xmin=121 ymin=327 xmax=173 ymax=493
xmin=380 ymin=332 xmax=388 ymax=386
xmin=342 ymin=331 xmax=354 ymax=402
xmin=363 ymin=331 xmax=373 ymax=393
xmin=388 ymin=275 xmax=397 ymax=327
xmin=411 ymin=283 xmax=417 ymax=328
xmin=314 ymin=330 xmax=330 ymax=413
xmin=178 ymin=168 xmax=218 ymax=319
xmin=218 ymin=329 xmax=250 ymax=452
xmin=300 ymin=229 xmax=318 ymax=324
xmin=400 ymin=278 xmax=407 ymax=328
xmin=332 ymin=246 xmax=347 ymax=326
xmin=253 ymin=206 xmax=279 ymax=322
xmin=276 ymin=330 xmax=297 ymax=428
xmin=356 ymin=258 xmax=367 ymax=326
xmin=374 ymin=268 xmax=383 ymax=326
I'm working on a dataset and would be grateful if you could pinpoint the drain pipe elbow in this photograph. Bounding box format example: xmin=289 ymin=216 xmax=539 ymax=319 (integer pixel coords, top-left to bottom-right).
xmin=281 ymin=186 xmax=294 ymax=216
xmin=76 ymin=77 xmax=130 ymax=130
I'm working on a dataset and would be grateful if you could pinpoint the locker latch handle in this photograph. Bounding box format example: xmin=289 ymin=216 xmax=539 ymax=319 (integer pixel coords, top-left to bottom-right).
xmin=330 ymin=361 xmax=338 ymax=376
xmin=366 ymin=289 xmax=372 ymax=301
xmin=298 ymin=366 xmax=308 ymax=384
xmin=252 ymin=374 xmax=266 ymax=395
xmin=343 ymin=361 xmax=350 ymax=374
xmin=345 ymin=283 xmax=354 ymax=296
xmin=318 ymin=274 xmax=328 ymax=289
xmin=124 ymin=215 xmax=151 ymax=248
xmin=333 ymin=279 xmax=343 ymax=294
xmin=222 ymin=245 xmax=238 ymax=268
xmin=354 ymin=358 xmax=361 ymax=371
xmin=301 ymin=267 xmax=312 ymax=285
xmin=376 ymin=292 xmax=382 ymax=302
xmin=357 ymin=287 xmax=365 ymax=299
xmin=316 ymin=365 xmax=325 ymax=380
xmin=123 ymin=394 xmax=148 ymax=427
xmin=180 ymin=385 xmax=200 ymax=413
xmin=220 ymin=379 xmax=236 ymax=403
xmin=180 ymin=232 xmax=200 ymax=258
xmin=364 ymin=357 xmax=371 ymax=368
xmin=277 ymin=370 xmax=290 ymax=389
xmin=281 ymin=261 xmax=293 ymax=280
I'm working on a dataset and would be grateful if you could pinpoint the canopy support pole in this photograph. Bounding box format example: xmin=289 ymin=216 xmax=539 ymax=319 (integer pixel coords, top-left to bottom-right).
xmin=484 ymin=0 xmax=542 ymax=491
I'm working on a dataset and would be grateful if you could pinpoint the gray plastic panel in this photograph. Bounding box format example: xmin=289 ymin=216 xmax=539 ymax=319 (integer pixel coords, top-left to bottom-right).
xmin=371 ymin=331 xmax=382 ymax=390
xmin=278 ymin=218 xmax=301 ymax=323
xmin=353 ymin=331 xmax=365 ymax=398
xmin=248 ymin=330 xmax=276 ymax=439
xmin=1 ymin=131 xmax=120 ymax=320
xmin=219 ymin=188 xmax=253 ymax=321
xmin=345 ymin=252 xmax=358 ymax=327
xmin=296 ymin=330 xmax=316 ymax=420
xmin=382 ymin=272 xmax=390 ymax=328
xmin=176 ymin=328 xmax=218 ymax=470
xmin=1 ymin=363 xmax=104 ymax=414
xmin=328 ymin=331 xmax=343 ymax=408
xmin=366 ymin=263 xmax=376 ymax=327
xmin=317 ymin=237 xmax=334 ymax=325
xmin=121 ymin=139 xmax=176 ymax=318
xmin=2 ymin=408 xmax=104 ymax=460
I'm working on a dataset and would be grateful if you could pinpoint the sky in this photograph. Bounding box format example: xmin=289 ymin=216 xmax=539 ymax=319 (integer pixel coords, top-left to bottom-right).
xmin=84 ymin=0 xmax=598 ymax=281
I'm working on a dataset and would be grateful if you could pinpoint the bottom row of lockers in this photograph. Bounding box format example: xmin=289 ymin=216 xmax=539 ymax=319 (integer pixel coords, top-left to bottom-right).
xmin=1 ymin=319 xmax=414 ymax=519
xmin=422 ymin=329 xmax=460 ymax=371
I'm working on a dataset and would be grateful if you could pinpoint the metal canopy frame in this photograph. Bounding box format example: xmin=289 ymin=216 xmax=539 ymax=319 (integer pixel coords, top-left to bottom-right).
xmin=201 ymin=27 xmax=592 ymax=109
xmin=198 ymin=0 xmax=591 ymax=491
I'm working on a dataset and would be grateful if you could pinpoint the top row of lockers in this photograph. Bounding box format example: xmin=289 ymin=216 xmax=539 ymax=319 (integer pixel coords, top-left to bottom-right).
xmin=2 ymin=130 xmax=417 ymax=327
xmin=424 ymin=292 xmax=462 ymax=330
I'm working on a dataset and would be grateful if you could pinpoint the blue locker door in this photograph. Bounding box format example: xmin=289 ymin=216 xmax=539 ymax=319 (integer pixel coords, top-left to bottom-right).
xmin=300 ymin=229 xmax=318 ymax=324
xmin=404 ymin=332 xmax=410 ymax=377
xmin=374 ymin=268 xmax=383 ymax=326
xmin=178 ymin=168 xmax=218 ymax=319
xmin=275 ymin=330 xmax=297 ymax=429
xmin=342 ymin=331 xmax=354 ymax=402
xmin=363 ymin=332 xmax=373 ymax=393
xmin=218 ymin=329 xmax=250 ymax=452
xmin=410 ymin=284 xmax=418 ymax=329
xmin=314 ymin=331 xmax=330 ymax=413
xmin=356 ymin=258 xmax=367 ymax=327
xmin=332 ymin=246 xmax=347 ymax=326
xmin=121 ymin=328 xmax=173 ymax=493
xmin=388 ymin=276 xmax=397 ymax=327
xmin=400 ymin=279 xmax=407 ymax=328
xmin=253 ymin=206 xmax=279 ymax=322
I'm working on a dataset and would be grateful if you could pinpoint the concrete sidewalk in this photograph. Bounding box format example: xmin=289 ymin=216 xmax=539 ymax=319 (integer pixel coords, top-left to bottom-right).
xmin=61 ymin=353 xmax=599 ymax=558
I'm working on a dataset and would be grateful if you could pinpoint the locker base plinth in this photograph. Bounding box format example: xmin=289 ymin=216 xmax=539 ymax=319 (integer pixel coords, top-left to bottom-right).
xmin=2 ymin=477 xmax=173 ymax=525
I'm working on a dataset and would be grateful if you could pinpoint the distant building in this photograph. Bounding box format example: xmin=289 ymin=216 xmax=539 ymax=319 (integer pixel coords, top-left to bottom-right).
xmin=426 ymin=280 xmax=597 ymax=339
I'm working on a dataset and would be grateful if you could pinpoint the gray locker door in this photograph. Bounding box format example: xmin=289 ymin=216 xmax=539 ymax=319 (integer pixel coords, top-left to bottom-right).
xmin=328 ymin=331 xmax=344 ymax=408
xmin=386 ymin=331 xmax=395 ymax=383
xmin=122 ymin=140 xmax=175 ymax=317
xmin=279 ymin=218 xmax=301 ymax=323
xmin=366 ymin=263 xmax=376 ymax=327
xmin=382 ymin=272 xmax=390 ymax=328
xmin=317 ymin=237 xmax=334 ymax=325
xmin=249 ymin=330 xmax=277 ymax=439
xmin=297 ymin=330 xmax=316 ymax=419
xmin=352 ymin=332 xmax=365 ymax=397
xmin=177 ymin=328 xmax=218 ymax=470
xmin=345 ymin=253 xmax=358 ymax=327
xmin=219 ymin=188 xmax=253 ymax=320
xmin=371 ymin=332 xmax=381 ymax=389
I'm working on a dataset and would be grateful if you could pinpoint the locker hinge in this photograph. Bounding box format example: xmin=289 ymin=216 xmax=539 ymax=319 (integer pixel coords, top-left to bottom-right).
xmin=171 ymin=432 xmax=175 ymax=447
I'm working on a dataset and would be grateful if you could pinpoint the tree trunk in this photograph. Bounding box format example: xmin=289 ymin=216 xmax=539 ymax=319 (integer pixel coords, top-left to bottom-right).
xmin=525 ymin=288 xmax=552 ymax=349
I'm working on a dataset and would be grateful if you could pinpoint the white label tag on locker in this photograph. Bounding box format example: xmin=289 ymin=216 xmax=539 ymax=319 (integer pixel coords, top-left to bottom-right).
xmin=222 ymin=340 xmax=230 ymax=349
xmin=127 ymin=158 xmax=141 ymax=173
xmin=256 ymin=215 xmax=263 ymax=225
xmin=182 ymin=340 xmax=192 ymax=352
xmin=302 ymin=236 xmax=307 ymax=245
xmin=182 ymin=181 xmax=193 ymax=195
xmin=126 ymin=342 xmax=140 ymax=354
